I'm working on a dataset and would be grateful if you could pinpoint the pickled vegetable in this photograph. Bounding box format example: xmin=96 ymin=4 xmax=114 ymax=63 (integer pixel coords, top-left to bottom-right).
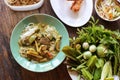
xmin=62 ymin=46 xmax=79 ymax=61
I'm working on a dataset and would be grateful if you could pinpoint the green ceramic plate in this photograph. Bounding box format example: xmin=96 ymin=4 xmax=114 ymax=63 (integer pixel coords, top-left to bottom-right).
xmin=10 ymin=14 xmax=69 ymax=72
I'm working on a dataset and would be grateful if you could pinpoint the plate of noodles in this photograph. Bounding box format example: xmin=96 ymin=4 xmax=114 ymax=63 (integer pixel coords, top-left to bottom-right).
xmin=10 ymin=14 xmax=69 ymax=72
xmin=50 ymin=0 xmax=93 ymax=27
xmin=4 ymin=0 xmax=44 ymax=11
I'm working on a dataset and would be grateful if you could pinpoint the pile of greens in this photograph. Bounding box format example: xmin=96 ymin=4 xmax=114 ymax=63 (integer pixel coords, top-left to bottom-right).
xmin=62 ymin=17 xmax=120 ymax=80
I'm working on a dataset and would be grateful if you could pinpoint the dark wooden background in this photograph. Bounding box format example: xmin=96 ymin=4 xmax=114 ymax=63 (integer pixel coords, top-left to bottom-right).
xmin=0 ymin=0 xmax=120 ymax=80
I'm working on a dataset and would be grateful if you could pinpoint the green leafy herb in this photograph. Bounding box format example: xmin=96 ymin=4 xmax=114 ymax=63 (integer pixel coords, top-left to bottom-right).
xmin=62 ymin=17 xmax=120 ymax=80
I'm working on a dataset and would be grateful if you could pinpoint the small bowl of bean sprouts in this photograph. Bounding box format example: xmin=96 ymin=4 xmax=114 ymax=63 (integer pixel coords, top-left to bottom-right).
xmin=4 ymin=0 xmax=44 ymax=11
xmin=95 ymin=0 xmax=120 ymax=21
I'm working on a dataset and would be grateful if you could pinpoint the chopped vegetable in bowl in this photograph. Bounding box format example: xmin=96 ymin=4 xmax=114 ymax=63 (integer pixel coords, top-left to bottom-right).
xmin=96 ymin=0 xmax=120 ymax=21
xmin=62 ymin=17 xmax=120 ymax=80
xmin=19 ymin=23 xmax=62 ymax=62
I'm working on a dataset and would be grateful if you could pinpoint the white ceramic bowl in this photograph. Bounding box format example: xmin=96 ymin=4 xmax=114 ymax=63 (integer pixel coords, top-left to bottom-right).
xmin=95 ymin=0 xmax=120 ymax=21
xmin=4 ymin=0 xmax=44 ymax=11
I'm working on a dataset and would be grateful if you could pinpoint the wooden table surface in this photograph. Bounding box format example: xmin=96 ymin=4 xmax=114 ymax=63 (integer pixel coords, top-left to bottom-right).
xmin=0 ymin=0 xmax=120 ymax=80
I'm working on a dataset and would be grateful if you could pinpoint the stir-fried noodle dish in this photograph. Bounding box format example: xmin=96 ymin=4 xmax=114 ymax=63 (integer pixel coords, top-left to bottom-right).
xmin=18 ymin=23 xmax=62 ymax=62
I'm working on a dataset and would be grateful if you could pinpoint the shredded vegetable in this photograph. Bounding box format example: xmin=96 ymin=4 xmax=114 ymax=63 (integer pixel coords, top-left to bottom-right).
xmin=97 ymin=0 xmax=120 ymax=20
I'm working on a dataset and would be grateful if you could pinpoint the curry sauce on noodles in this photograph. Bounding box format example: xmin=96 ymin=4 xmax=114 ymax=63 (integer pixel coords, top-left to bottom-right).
xmin=18 ymin=23 xmax=62 ymax=62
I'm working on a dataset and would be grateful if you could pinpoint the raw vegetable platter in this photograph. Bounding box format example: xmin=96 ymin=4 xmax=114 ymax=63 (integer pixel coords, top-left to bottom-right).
xmin=62 ymin=17 xmax=120 ymax=80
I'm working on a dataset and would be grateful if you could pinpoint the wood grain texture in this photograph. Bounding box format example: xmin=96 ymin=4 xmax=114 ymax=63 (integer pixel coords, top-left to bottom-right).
xmin=0 ymin=0 xmax=120 ymax=80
